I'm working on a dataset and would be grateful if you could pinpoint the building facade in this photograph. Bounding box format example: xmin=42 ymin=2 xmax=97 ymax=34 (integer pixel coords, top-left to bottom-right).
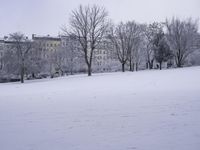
xmin=32 ymin=34 xmax=61 ymax=59
xmin=0 ymin=34 xmax=120 ymax=76
xmin=94 ymin=39 xmax=120 ymax=72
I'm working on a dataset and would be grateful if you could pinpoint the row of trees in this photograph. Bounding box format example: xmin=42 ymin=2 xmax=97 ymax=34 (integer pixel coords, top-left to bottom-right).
xmin=2 ymin=33 xmax=45 ymax=83
xmin=63 ymin=5 xmax=109 ymax=76
xmin=66 ymin=5 xmax=200 ymax=75
xmin=1 ymin=34 xmax=84 ymax=83
xmin=0 ymin=5 xmax=200 ymax=83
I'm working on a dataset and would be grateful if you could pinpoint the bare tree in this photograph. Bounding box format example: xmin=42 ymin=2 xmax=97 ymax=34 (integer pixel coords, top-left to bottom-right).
xmin=153 ymin=30 xmax=172 ymax=70
xmin=61 ymin=35 xmax=82 ymax=75
xmin=50 ymin=48 xmax=66 ymax=76
xmin=5 ymin=33 xmax=33 ymax=83
xmin=126 ymin=21 xmax=143 ymax=71
xmin=108 ymin=23 xmax=129 ymax=72
xmin=25 ymin=42 xmax=45 ymax=78
xmin=165 ymin=18 xmax=199 ymax=67
xmin=63 ymin=5 xmax=109 ymax=76
xmin=132 ymin=36 xmax=144 ymax=71
xmin=108 ymin=22 xmax=143 ymax=72
xmin=143 ymin=22 xmax=163 ymax=69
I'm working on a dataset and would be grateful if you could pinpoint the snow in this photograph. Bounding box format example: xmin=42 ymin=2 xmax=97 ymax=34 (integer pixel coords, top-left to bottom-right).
xmin=0 ymin=67 xmax=200 ymax=150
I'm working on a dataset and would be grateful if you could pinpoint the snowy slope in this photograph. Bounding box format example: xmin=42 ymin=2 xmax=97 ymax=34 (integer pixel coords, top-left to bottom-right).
xmin=0 ymin=67 xmax=200 ymax=150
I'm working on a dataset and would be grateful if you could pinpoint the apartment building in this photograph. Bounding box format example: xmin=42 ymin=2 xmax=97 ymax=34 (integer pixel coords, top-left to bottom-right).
xmin=94 ymin=39 xmax=119 ymax=72
xmin=0 ymin=36 xmax=19 ymax=70
xmin=32 ymin=34 xmax=61 ymax=59
xmin=0 ymin=34 xmax=119 ymax=74
xmin=60 ymin=35 xmax=119 ymax=73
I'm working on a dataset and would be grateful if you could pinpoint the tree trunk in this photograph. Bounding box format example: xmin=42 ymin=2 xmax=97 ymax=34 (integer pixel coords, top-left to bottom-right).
xmin=70 ymin=68 xmax=73 ymax=75
xmin=61 ymin=70 xmax=64 ymax=76
xmin=159 ymin=62 xmax=162 ymax=70
xmin=20 ymin=66 xmax=24 ymax=83
xmin=149 ymin=59 xmax=154 ymax=69
xmin=176 ymin=54 xmax=183 ymax=68
xmin=148 ymin=61 xmax=151 ymax=69
xmin=88 ymin=64 xmax=92 ymax=76
xmin=133 ymin=63 xmax=135 ymax=72
xmin=129 ymin=59 xmax=133 ymax=72
xmin=146 ymin=62 xmax=148 ymax=69
xmin=32 ymin=73 xmax=35 ymax=78
xmin=176 ymin=60 xmax=182 ymax=68
xmin=122 ymin=63 xmax=125 ymax=72
xmin=136 ymin=63 xmax=138 ymax=71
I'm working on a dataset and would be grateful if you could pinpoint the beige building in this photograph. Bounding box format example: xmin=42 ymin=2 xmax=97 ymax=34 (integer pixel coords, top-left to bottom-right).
xmin=32 ymin=34 xmax=61 ymax=59
xmin=94 ymin=39 xmax=119 ymax=72
xmin=0 ymin=36 xmax=17 ymax=71
xmin=32 ymin=34 xmax=62 ymax=75
xmin=60 ymin=35 xmax=120 ymax=73
xmin=1 ymin=34 xmax=119 ymax=74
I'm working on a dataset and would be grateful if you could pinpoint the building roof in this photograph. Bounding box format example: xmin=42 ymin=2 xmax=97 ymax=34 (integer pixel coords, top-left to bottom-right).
xmin=32 ymin=34 xmax=61 ymax=41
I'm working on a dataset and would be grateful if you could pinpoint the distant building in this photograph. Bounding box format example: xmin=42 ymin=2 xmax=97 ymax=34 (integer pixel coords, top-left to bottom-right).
xmin=0 ymin=36 xmax=19 ymax=70
xmin=60 ymin=35 xmax=120 ymax=73
xmin=32 ymin=34 xmax=61 ymax=59
xmin=94 ymin=39 xmax=120 ymax=72
xmin=60 ymin=35 xmax=87 ymax=73
xmin=0 ymin=34 xmax=120 ymax=75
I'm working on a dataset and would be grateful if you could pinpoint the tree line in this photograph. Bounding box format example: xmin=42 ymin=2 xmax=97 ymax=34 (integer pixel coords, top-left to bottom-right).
xmin=64 ymin=5 xmax=200 ymax=74
xmin=0 ymin=4 xmax=200 ymax=83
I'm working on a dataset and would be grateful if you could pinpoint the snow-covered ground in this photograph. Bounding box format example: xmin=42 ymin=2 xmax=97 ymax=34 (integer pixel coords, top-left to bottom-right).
xmin=0 ymin=67 xmax=200 ymax=150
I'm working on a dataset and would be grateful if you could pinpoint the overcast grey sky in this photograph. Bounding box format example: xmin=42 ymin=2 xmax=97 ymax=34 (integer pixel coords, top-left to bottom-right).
xmin=0 ymin=0 xmax=199 ymax=37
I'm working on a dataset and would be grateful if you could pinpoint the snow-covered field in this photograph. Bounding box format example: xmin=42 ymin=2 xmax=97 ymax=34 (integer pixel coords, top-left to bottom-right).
xmin=0 ymin=67 xmax=200 ymax=150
